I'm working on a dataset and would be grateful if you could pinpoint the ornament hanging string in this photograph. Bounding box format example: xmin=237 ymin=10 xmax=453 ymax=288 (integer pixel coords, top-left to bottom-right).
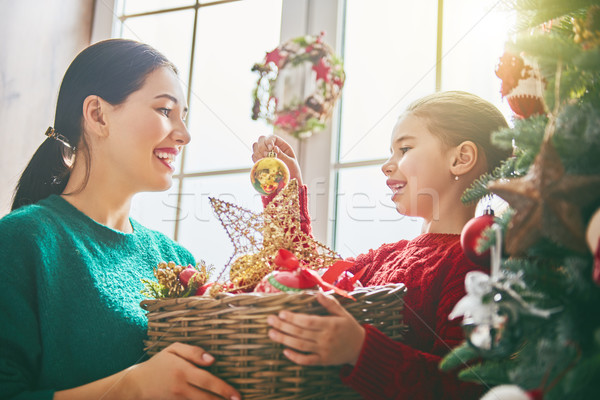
xmin=542 ymin=57 xmax=562 ymax=143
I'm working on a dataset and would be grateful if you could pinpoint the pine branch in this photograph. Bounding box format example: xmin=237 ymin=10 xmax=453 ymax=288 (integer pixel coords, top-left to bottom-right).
xmin=458 ymin=360 xmax=511 ymax=385
xmin=461 ymin=157 xmax=520 ymax=204
xmin=510 ymin=0 xmax=596 ymax=30
xmin=439 ymin=341 xmax=480 ymax=371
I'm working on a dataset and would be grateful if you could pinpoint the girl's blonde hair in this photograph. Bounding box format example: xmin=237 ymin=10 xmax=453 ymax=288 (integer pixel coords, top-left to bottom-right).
xmin=405 ymin=91 xmax=510 ymax=173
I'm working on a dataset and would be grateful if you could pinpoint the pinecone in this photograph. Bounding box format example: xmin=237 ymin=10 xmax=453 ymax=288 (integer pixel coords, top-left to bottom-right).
xmin=154 ymin=261 xmax=187 ymax=297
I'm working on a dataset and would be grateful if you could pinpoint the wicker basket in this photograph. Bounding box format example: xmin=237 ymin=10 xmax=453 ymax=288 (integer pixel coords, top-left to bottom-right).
xmin=141 ymin=283 xmax=406 ymax=400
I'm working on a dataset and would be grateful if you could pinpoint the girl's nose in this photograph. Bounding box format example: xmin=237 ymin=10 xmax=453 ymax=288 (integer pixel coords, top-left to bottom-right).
xmin=381 ymin=159 xmax=395 ymax=176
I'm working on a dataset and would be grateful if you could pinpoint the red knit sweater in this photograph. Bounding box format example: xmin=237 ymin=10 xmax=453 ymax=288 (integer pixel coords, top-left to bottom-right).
xmin=268 ymin=186 xmax=488 ymax=400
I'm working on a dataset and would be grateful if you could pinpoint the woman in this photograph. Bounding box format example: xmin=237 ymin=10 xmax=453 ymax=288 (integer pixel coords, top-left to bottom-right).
xmin=0 ymin=39 xmax=240 ymax=400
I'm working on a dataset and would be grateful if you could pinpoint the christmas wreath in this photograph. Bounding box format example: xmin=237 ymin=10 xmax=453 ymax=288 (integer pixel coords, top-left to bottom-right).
xmin=251 ymin=32 xmax=345 ymax=139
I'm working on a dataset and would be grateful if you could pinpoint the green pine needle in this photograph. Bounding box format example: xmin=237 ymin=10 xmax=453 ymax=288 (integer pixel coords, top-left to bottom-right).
xmin=439 ymin=342 xmax=480 ymax=371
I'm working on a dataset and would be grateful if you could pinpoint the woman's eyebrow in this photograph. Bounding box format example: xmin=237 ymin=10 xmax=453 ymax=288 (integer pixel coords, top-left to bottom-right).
xmin=155 ymin=94 xmax=188 ymax=113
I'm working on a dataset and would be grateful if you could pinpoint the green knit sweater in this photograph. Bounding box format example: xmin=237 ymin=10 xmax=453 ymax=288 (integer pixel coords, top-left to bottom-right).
xmin=0 ymin=195 xmax=195 ymax=399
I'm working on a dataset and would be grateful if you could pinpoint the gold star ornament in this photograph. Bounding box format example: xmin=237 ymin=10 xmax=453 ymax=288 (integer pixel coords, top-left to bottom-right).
xmin=210 ymin=179 xmax=341 ymax=291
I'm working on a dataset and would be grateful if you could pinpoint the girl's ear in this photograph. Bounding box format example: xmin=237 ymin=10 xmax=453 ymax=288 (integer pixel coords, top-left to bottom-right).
xmin=449 ymin=140 xmax=479 ymax=177
xmin=82 ymin=95 xmax=109 ymax=138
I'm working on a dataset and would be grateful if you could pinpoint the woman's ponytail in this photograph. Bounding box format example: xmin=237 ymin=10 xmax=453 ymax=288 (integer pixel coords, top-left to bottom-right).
xmin=11 ymin=136 xmax=71 ymax=211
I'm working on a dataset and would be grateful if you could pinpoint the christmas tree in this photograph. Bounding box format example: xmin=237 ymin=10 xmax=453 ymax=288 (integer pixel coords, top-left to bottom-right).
xmin=440 ymin=1 xmax=600 ymax=399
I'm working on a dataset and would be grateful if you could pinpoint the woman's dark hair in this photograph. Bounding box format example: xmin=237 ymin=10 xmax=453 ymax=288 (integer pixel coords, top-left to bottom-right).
xmin=404 ymin=91 xmax=510 ymax=174
xmin=11 ymin=39 xmax=177 ymax=211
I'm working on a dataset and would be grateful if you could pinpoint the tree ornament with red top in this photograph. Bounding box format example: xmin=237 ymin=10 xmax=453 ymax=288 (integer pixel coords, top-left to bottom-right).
xmin=460 ymin=205 xmax=497 ymax=266
xmin=496 ymin=51 xmax=546 ymax=119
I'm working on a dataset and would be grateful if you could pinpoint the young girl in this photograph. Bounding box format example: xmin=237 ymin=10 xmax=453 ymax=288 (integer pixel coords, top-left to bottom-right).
xmin=251 ymin=91 xmax=510 ymax=399
xmin=0 ymin=39 xmax=241 ymax=400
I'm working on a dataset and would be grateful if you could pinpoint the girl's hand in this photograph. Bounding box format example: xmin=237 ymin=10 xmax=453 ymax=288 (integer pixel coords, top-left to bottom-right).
xmin=124 ymin=342 xmax=241 ymax=400
xmin=267 ymin=292 xmax=366 ymax=366
xmin=252 ymin=135 xmax=303 ymax=186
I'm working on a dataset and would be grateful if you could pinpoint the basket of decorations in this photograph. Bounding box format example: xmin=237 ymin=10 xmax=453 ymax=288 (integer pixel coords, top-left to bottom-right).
xmin=141 ymin=179 xmax=406 ymax=400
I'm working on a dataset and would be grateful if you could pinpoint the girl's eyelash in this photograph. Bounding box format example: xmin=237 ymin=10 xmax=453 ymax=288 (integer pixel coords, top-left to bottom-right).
xmin=399 ymin=147 xmax=411 ymax=155
xmin=158 ymin=108 xmax=171 ymax=117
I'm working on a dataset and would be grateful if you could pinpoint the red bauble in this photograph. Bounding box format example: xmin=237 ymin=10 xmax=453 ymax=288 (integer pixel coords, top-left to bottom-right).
xmin=178 ymin=266 xmax=198 ymax=288
xmin=461 ymin=209 xmax=497 ymax=266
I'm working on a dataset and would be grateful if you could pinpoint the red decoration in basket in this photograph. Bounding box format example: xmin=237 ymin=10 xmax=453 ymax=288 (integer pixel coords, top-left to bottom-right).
xmin=334 ymin=271 xmax=365 ymax=292
xmin=254 ymin=249 xmax=356 ymax=299
xmin=195 ymin=282 xmax=215 ymax=296
xmin=178 ymin=265 xmax=210 ymax=293
xmin=460 ymin=208 xmax=497 ymax=267
xmin=178 ymin=265 xmax=199 ymax=288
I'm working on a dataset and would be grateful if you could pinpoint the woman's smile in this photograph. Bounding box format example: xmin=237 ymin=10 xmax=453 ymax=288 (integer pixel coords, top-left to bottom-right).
xmin=153 ymin=147 xmax=180 ymax=171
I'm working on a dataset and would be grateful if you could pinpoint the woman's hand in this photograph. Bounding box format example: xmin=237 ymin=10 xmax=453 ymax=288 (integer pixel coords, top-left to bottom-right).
xmin=267 ymin=292 xmax=366 ymax=366
xmin=123 ymin=342 xmax=241 ymax=400
xmin=252 ymin=135 xmax=303 ymax=186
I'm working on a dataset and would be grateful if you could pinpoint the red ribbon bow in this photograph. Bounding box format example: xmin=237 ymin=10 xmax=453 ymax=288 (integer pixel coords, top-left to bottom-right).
xmin=273 ymin=249 xmax=365 ymax=300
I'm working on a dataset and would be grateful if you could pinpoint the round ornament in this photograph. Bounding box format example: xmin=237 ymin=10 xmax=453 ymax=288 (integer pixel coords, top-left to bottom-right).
xmin=254 ymin=269 xmax=319 ymax=294
xmin=251 ymin=32 xmax=345 ymax=139
xmin=250 ymin=151 xmax=290 ymax=196
xmin=461 ymin=207 xmax=497 ymax=266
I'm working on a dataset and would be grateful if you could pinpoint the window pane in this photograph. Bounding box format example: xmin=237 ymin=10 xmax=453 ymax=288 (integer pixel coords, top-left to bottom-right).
xmin=334 ymin=166 xmax=422 ymax=258
xmin=441 ymin=0 xmax=515 ymax=119
xmin=130 ymin=179 xmax=179 ymax=238
xmin=184 ymin=0 xmax=282 ymax=173
xmin=338 ymin=0 xmax=438 ymax=164
xmin=177 ymin=174 xmax=264 ymax=273
xmin=119 ymin=9 xmax=195 ymax=87
xmin=121 ymin=0 xmax=195 ymax=15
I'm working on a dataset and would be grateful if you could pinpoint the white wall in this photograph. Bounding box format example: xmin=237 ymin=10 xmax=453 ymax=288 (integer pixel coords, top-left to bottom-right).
xmin=0 ymin=0 xmax=95 ymax=217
